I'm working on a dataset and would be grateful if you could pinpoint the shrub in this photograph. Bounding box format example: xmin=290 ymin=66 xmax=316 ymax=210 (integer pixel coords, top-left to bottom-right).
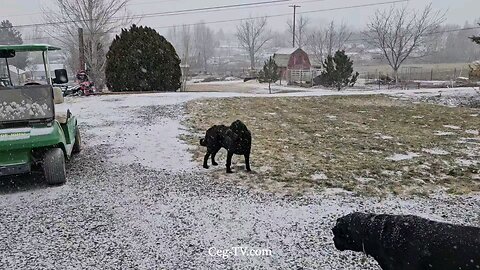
xmin=258 ymin=57 xmax=279 ymax=93
xmin=106 ymin=25 xmax=181 ymax=92
xmin=314 ymin=50 xmax=359 ymax=90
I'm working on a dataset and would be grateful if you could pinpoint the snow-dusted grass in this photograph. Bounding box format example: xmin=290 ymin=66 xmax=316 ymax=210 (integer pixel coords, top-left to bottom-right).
xmin=184 ymin=95 xmax=480 ymax=196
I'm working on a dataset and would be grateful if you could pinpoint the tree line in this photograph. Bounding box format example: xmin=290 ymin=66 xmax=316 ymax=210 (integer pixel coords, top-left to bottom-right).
xmin=166 ymin=3 xmax=480 ymax=83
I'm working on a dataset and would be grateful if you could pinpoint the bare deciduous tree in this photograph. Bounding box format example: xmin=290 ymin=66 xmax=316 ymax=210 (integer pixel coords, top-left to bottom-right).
xmin=168 ymin=24 xmax=193 ymax=65
xmin=25 ymin=26 xmax=53 ymax=77
xmin=236 ymin=17 xmax=271 ymax=70
xmin=181 ymin=25 xmax=192 ymax=65
xmin=364 ymin=4 xmax=445 ymax=82
xmin=287 ymin=16 xmax=310 ymax=48
xmin=270 ymin=30 xmax=289 ymax=48
xmin=43 ymin=0 xmax=131 ymax=89
xmin=438 ymin=22 xmax=480 ymax=63
xmin=167 ymin=25 xmax=180 ymax=51
xmin=179 ymin=25 xmax=192 ymax=92
xmin=194 ymin=22 xmax=215 ymax=73
xmin=307 ymin=21 xmax=351 ymax=64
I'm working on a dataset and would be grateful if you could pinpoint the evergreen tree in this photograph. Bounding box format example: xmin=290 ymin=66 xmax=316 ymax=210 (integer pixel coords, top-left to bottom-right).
xmin=472 ymin=23 xmax=480 ymax=45
xmin=469 ymin=24 xmax=480 ymax=80
xmin=259 ymin=56 xmax=279 ymax=94
xmin=105 ymin=25 xmax=181 ymax=92
xmin=0 ymin=20 xmax=27 ymax=69
xmin=314 ymin=50 xmax=359 ymax=91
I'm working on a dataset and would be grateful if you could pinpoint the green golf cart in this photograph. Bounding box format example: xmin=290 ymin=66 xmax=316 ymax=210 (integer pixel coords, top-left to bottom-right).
xmin=0 ymin=44 xmax=81 ymax=185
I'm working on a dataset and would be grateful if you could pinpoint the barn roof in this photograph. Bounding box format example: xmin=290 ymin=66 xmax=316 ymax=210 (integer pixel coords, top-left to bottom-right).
xmin=273 ymin=47 xmax=306 ymax=68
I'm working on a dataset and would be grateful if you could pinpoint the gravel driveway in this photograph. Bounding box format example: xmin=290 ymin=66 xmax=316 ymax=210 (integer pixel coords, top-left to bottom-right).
xmin=1 ymin=91 xmax=479 ymax=269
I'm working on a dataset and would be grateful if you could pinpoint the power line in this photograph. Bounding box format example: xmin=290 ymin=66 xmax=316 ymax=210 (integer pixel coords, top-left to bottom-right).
xmin=131 ymin=0 xmax=293 ymax=19
xmin=135 ymin=0 xmax=335 ymax=19
xmin=1 ymin=0 xmax=331 ymax=19
xmin=12 ymin=0 xmax=472 ymax=44
xmin=0 ymin=0 xmax=348 ymax=31
xmin=152 ymin=0 xmax=408 ymax=30
xmin=1 ymin=0 xmax=382 ymax=31
xmin=0 ymin=0 xmax=193 ymax=18
xmin=2 ymin=0 xmax=415 ymax=43
xmin=0 ymin=0 xmax=294 ymax=30
xmin=16 ymin=24 xmax=480 ymax=44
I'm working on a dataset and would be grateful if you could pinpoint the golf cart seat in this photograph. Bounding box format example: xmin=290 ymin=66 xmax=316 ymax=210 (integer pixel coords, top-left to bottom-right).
xmin=53 ymin=87 xmax=68 ymax=124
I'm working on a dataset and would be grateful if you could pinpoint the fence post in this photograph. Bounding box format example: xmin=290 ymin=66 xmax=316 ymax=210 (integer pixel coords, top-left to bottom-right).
xmin=431 ymin=69 xmax=433 ymax=81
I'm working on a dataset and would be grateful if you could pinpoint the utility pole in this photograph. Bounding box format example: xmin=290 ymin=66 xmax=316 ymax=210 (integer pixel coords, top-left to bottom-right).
xmin=78 ymin=28 xmax=85 ymax=71
xmin=289 ymin=5 xmax=300 ymax=48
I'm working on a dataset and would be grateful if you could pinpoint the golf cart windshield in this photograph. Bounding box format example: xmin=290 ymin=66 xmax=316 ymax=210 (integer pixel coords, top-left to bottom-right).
xmin=0 ymin=85 xmax=54 ymax=123
xmin=0 ymin=44 xmax=63 ymax=87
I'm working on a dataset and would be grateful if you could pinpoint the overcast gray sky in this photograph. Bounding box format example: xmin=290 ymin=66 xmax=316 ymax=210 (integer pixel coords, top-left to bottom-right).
xmin=1 ymin=0 xmax=479 ymax=36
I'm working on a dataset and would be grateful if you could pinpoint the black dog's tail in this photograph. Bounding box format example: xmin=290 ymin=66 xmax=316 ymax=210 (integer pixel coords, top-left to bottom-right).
xmin=200 ymin=138 xmax=207 ymax=147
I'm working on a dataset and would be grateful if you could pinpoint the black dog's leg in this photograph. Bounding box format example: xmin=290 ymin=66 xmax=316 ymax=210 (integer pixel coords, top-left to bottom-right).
xmin=244 ymin=153 xmax=251 ymax=172
xmin=226 ymin=152 xmax=234 ymax=173
xmin=203 ymin=152 xmax=211 ymax=169
xmin=211 ymin=151 xmax=219 ymax=166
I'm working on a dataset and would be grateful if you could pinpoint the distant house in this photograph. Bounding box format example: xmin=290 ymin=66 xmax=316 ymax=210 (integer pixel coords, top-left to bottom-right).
xmin=273 ymin=48 xmax=312 ymax=83
xmin=1 ymin=65 xmax=27 ymax=85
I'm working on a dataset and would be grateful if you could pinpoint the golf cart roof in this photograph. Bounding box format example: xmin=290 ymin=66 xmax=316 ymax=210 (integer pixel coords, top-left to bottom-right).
xmin=0 ymin=44 xmax=61 ymax=52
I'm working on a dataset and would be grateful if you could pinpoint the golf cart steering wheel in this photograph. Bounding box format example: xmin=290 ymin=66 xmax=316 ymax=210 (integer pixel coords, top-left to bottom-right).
xmin=24 ymin=82 xmax=42 ymax=86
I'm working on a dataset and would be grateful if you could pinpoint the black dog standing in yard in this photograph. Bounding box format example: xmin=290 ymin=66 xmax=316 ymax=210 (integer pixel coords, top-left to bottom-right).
xmin=332 ymin=212 xmax=480 ymax=270
xmin=200 ymin=120 xmax=252 ymax=173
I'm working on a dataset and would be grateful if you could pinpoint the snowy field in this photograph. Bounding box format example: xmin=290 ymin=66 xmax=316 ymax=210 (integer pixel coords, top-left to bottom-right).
xmin=0 ymin=86 xmax=479 ymax=269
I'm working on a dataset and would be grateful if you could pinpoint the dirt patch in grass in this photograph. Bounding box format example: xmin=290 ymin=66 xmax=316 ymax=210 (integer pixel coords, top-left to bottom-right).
xmin=183 ymin=95 xmax=480 ymax=196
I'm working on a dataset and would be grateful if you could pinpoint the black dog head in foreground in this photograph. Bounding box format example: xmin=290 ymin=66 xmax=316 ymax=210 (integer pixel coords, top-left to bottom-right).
xmin=200 ymin=120 xmax=252 ymax=173
xmin=333 ymin=212 xmax=480 ymax=270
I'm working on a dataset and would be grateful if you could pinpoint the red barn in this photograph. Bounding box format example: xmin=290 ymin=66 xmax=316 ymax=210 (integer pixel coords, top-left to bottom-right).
xmin=273 ymin=48 xmax=312 ymax=84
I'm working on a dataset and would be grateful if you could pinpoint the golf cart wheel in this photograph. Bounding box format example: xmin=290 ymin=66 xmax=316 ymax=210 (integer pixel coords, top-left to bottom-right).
xmin=43 ymin=148 xmax=66 ymax=185
xmin=72 ymin=128 xmax=82 ymax=154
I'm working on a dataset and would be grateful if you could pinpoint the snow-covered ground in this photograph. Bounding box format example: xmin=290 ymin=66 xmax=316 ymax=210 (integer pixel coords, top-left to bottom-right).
xmin=67 ymin=85 xmax=478 ymax=171
xmin=190 ymin=79 xmax=480 ymax=97
xmin=0 ymin=88 xmax=479 ymax=269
